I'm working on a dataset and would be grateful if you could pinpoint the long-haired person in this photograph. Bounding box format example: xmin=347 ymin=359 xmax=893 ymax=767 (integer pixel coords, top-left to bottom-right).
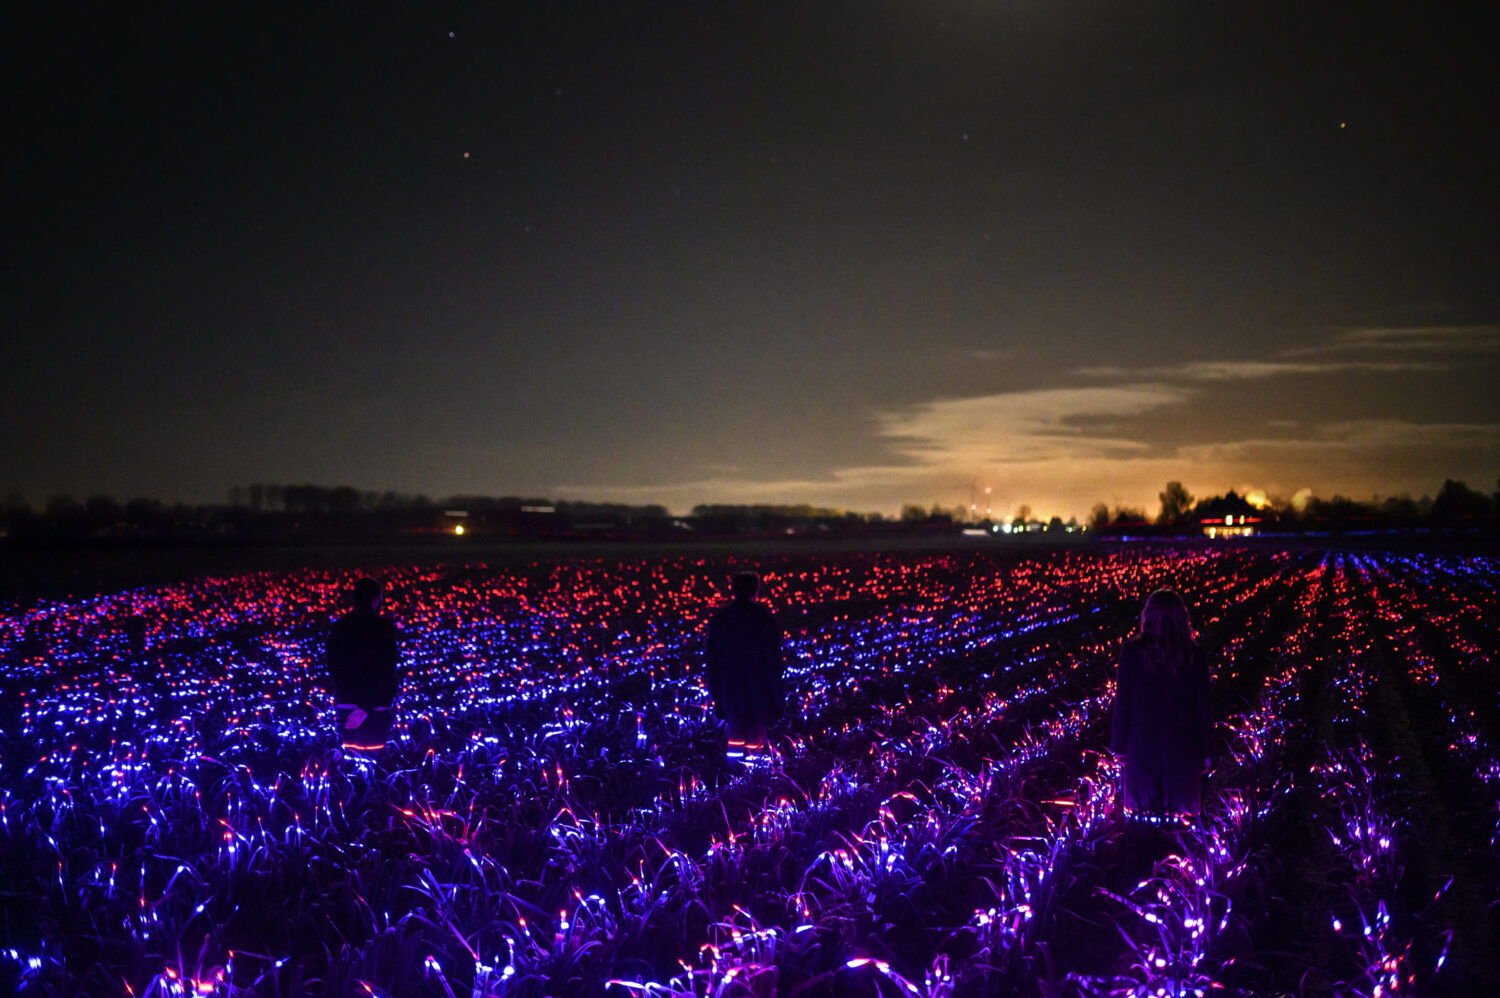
xmin=705 ymin=572 xmax=784 ymax=763
xmin=1109 ymin=589 xmax=1213 ymax=825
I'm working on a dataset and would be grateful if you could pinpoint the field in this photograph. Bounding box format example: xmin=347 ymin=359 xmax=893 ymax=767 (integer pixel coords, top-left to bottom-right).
xmin=1 ymin=547 xmax=1497 ymax=996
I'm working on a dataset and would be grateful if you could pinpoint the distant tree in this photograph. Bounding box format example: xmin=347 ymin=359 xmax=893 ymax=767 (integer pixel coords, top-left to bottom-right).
xmin=282 ymin=485 xmax=309 ymax=514
xmin=1256 ymin=494 xmax=1294 ymax=529
xmin=1380 ymin=495 xmax=1420 ymax=525
xmin=1112 ymin=505 xmax=1147 ymax=525
xmin=1 ymin=493 xmax=34 ymax=534
xmin=84 ymin=495 xmax=120 ymax=521
xmin=1157 ymin=481 xmax=1194 ymax=524
xmin=1303 ymin=494 xmax=1371 ymax=531
xmin=125 ymin=498 xmax=164 ymax=523
xmin=330 ymin=485 xmax=363 ymax=514
xmin=900 ymin=504 xmax=927 ymax=522
xmin=46 ymin=495 xmax=81 ymax=517
xmin=1088 ymin=503 xmax=1111 ymax=529
xmin=1429 ymin=479 xmax=1492 ymax=525
xmin=1047 ymin=516 xmax=1065 ymax=532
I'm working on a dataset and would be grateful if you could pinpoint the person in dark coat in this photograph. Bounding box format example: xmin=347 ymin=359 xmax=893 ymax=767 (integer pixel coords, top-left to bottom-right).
xmin=706 ymin=572 xmax=784 ymax=759
xmin=1109 ymin=588 xmax=1213 ymax=823
xmin=326 ymin=577 xmax=400 ymax=751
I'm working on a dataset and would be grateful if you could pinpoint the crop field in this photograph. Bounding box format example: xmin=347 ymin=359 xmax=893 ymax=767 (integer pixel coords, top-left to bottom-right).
xmin=1 ymin=547 xmax=1497 ymax=997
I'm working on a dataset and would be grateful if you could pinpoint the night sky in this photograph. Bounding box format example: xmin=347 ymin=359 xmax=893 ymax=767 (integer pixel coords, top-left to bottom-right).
xmin=7 ymin=2 xmax=1498 ymax=518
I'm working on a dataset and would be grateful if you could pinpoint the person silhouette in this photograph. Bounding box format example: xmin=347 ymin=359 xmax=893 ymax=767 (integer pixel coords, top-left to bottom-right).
xmin=1109 ymin=588 xmax=1213 ymax=826
xmin=706 ymin=572 xmax=785 ymax=761
xmin=325 ymin=577 xmax=400 ymax=752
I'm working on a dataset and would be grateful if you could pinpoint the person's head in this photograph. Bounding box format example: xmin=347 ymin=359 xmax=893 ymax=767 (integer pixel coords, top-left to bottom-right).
xmin=730 ymin=572 xmax=761 ymax=602
xmin=1137 ymin=588 xmax=1195 ymax=673
xmin=352 ymin=577 xmax=382 ymax=611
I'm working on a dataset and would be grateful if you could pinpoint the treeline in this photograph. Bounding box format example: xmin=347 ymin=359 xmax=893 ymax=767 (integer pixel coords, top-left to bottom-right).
xmin=0 ymin=489 xmax=668 ymax=545
xmin=0 ymin=487 xmax=899 ymax=545
xmin=4 ymin=476 xmax=1496 ymax=547
xmin=690 ymin=504 xmax=895 ymax=534
xmin=1086 ymin=478 xmax=1500 ymax=535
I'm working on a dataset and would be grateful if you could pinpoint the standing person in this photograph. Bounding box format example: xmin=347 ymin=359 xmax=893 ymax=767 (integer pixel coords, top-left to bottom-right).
xmin=326 ymin=577 xmax=400 ymax=752
xmin=1110 ymin=589 xmax=1213 ymax=826
xmin=706 ymin=572 xmax=785 ymax=761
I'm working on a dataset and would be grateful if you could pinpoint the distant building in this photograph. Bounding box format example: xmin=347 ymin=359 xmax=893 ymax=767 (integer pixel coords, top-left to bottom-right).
xmin=1196 ymin=492 xmax=1261 ymax=538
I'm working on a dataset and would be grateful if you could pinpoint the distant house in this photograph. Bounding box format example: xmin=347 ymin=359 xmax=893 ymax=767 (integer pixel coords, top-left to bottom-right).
xmin=1196 ymin=492 xmax=1262 ymax=538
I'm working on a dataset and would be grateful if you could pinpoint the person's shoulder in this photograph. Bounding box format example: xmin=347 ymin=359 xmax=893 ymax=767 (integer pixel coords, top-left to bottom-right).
xmin=734 ymin=600 xmax=776 ymax=624
xmin=1120 ymin=636 xmax=1148 ymax=660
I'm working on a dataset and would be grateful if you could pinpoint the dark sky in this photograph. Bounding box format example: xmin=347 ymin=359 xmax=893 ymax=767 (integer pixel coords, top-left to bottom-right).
xmin=7 ymin=2 xmax=1498 ymax=516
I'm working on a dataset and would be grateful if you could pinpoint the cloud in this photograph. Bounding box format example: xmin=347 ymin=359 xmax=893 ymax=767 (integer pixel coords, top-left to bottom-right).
xmin=559 ymin=454 xmax=1190 ymax=520
xmin=1290 ymin=323 xmax=1500 ymax=358
xmin=1074 ymin=358 xmax=1446 ymax=382
xmin=560 ymin=323 xmax=1500 ymax=516
xmin=1073 ymin=324 xmax=1497 ymax=384
xmin=1177 ymin=419 xmax=1500 ymax=463
xmin=563 ymin=399 xmax=1500 ymax=519
xmin=560 ymin=384 xmax=1193 ymax=514
xmin=873 ymin=384 xmax=1188 ymax=463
